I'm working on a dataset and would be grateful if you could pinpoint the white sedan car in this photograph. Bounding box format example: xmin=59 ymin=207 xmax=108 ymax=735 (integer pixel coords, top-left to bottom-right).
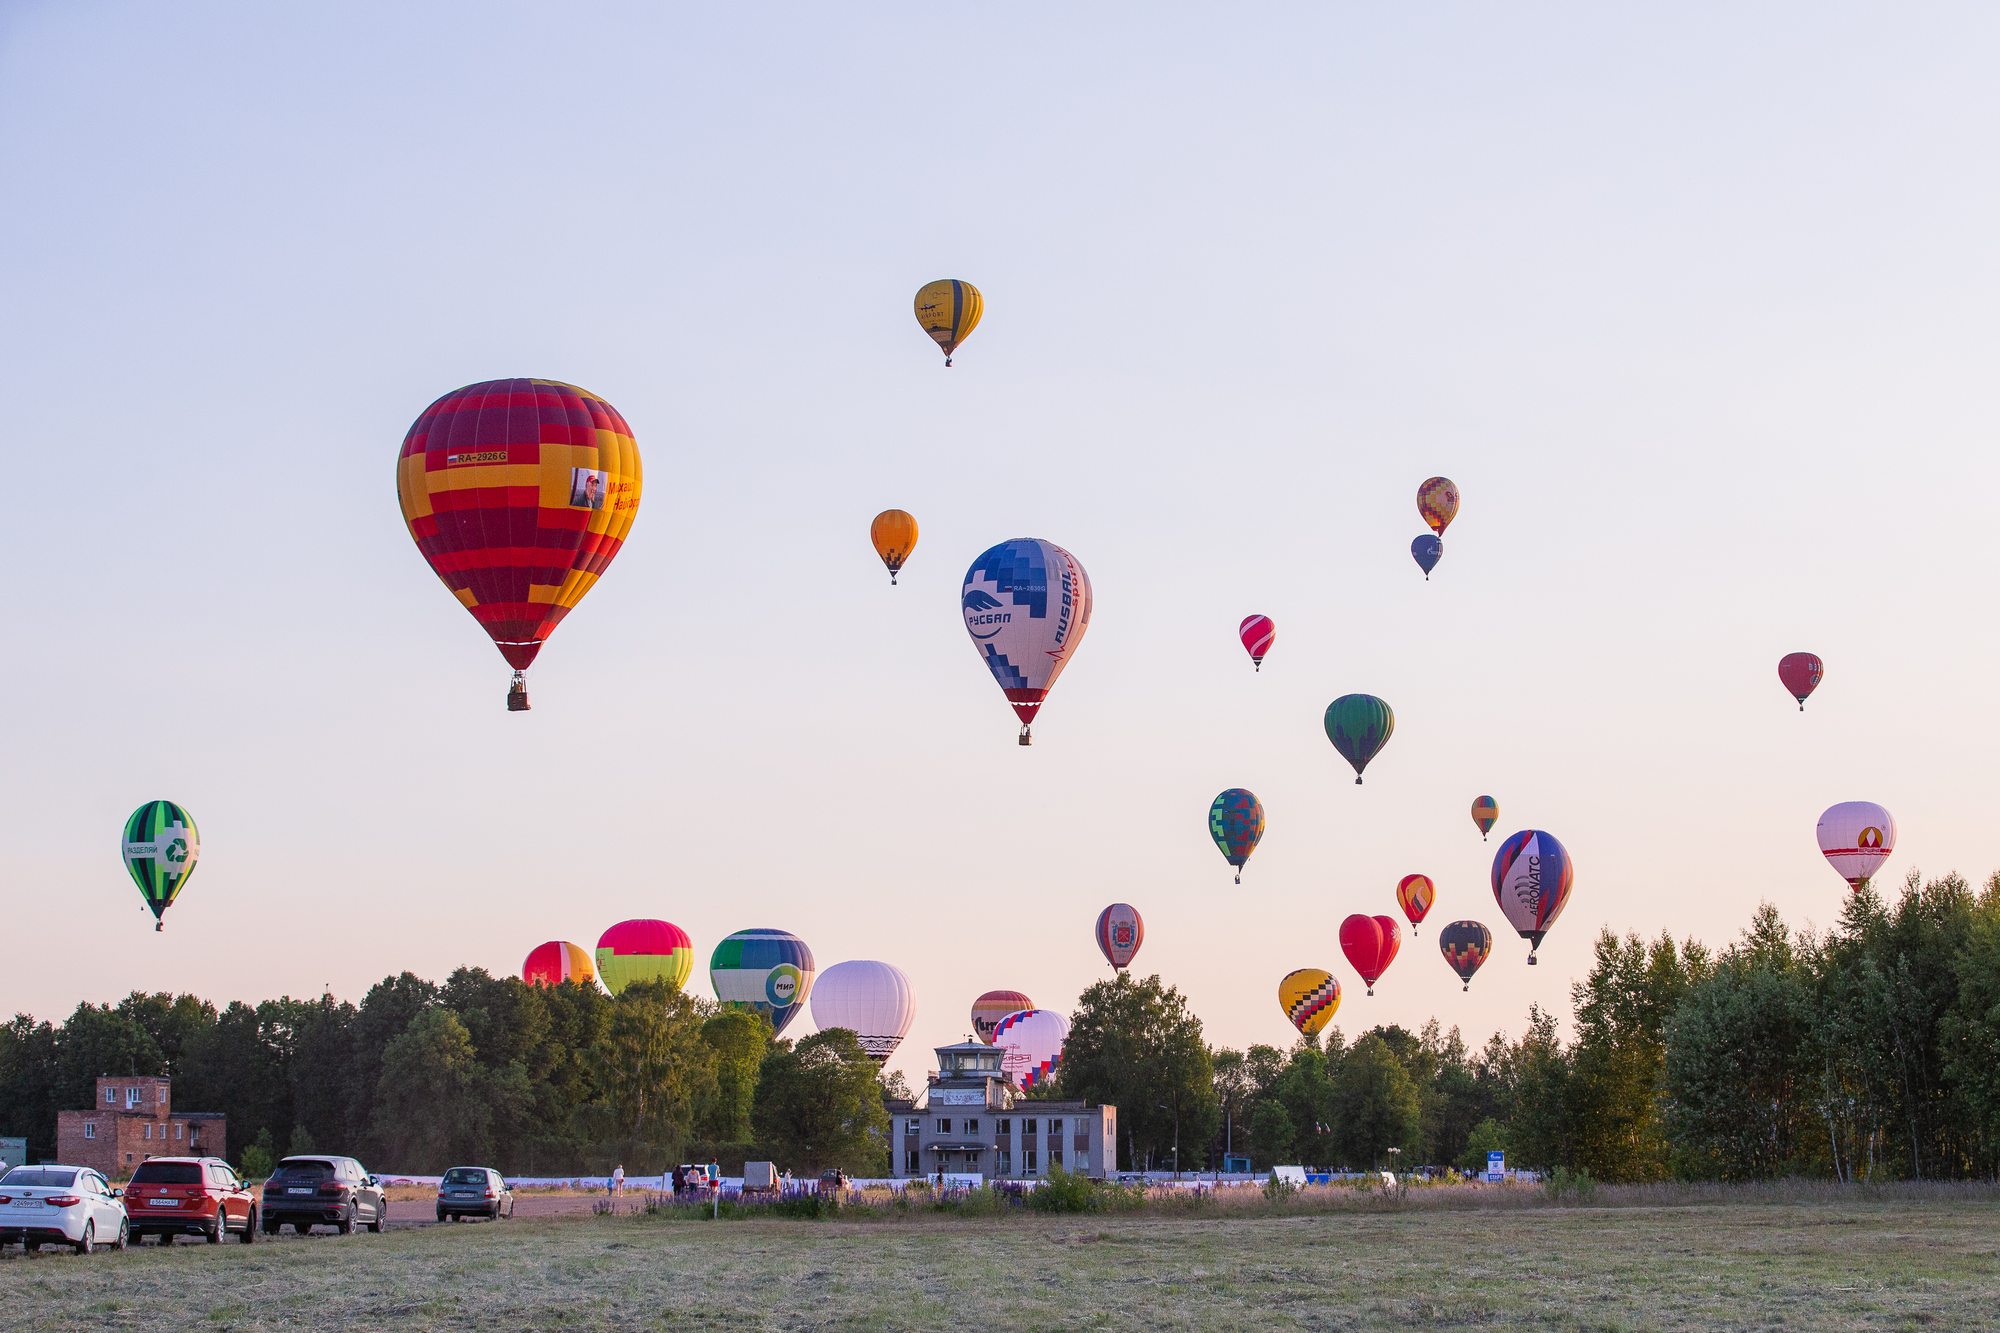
xmin=0 ymin=1165 xmax=129 ymax=1253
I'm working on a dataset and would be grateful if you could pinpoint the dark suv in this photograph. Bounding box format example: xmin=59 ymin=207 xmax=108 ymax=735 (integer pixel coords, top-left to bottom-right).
xmin=126 ymin=1157 xmax=256 ymax=1244
xmin=259 ymin=1156 xmax=387 ymax=1235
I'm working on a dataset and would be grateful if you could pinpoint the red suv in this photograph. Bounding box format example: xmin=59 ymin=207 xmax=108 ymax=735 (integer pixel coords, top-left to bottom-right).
xmin=125 ymin=1157 xmax=257 ymax=1244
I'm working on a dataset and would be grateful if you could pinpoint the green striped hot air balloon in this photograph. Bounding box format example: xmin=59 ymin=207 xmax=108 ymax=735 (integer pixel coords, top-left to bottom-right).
xmin=122 ymin=800 xmax=200 ymax=930
xmin=1324 ymin=695 xmax=1394 ymax=784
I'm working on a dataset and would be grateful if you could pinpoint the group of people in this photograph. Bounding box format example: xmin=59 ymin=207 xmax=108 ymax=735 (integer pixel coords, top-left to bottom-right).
xmin=603 ymin=1161 xmax=725 ymax=1197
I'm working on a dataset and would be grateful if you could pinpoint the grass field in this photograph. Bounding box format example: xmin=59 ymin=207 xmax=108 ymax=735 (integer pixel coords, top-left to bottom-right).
xmin=6 ymin=1190 xmax=1997 ymax=1330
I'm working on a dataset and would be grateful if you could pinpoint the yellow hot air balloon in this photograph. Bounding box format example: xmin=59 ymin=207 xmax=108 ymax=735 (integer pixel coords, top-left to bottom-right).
xmin=870 ymin=509 xmax=919 ymax=585
xmin=914 ymin=279 xmax=982 ymax=366
xmin=1278 ymin=968 xmax=1341 ymax=1037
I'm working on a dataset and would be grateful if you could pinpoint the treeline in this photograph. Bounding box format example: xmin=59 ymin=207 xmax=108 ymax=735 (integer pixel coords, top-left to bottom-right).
xmin=0 ymin=971 xmax=889 ymax=1178
xmin=1053 ymin=872 xmax=2000 ymax=1181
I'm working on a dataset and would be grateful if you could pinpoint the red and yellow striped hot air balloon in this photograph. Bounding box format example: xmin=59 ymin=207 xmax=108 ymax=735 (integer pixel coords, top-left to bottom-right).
xmin=397 ymin=379 xmax=643 ymax=711
xmin=522 ymin=940 xmax=595 ymax=988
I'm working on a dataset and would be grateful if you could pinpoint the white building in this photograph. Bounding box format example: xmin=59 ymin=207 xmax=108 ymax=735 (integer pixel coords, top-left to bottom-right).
xmin=890 ymin=1040 xmax=1115 ymax=1181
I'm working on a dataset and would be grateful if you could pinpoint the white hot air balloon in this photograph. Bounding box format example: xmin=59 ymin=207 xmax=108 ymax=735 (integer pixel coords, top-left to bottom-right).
xmin=991 ymin=1009 xmax=1069 ymax=1090
xmin=809 ymin=960 xmax=916 ymax=1062
xmin=1817 ymin=802 xmax=1896 ymax=893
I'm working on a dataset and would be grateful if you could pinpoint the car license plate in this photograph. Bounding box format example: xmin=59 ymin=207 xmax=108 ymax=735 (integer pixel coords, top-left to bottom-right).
xmin=15 ymin=1198 xmax=41 ymax=1208
xmin=148 ymin=1198 xmax=178 ymax=1206
xmin=288 ymin=1187 xmax=313 ymax=1194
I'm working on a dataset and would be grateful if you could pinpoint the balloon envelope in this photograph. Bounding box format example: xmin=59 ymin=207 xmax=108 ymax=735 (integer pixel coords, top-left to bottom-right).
xmin=1238 ymin=614 xmax=1276 ymax=670
xmin=523 ymin=940 xmax=595 ymax=988
xmin=962 ymin=538 xmax=1093 ymax=743
xmin=1816 ymin=801 xmax=1895 ymax=892
xmin=1417 ymin=476 xmax=1460 ymax=535
xmin=1411 ymin=534 xmax=1442 ymax=578
xmin=711 ymin=928 xmax=816 ymax=1035
xmin=1490 ymin=830 xmax=1575 ymax=962
xmin=992 ymin=1009 xmax=1068 ymax=1089
xmin=914 ymin=279 xmax=983 ymax=365
xmin=594 ymin=919 xmax=693 ymax=996
xmin=1396 ymin=874 xmax=1435 ymax=932
xmin=1095 ymin=903 xmax=1145 ymax=970
xmin=1471 ymin=796 xmax=1499 ymax=840
xmin=397 ymin=379 xmax=642 ymax=701
xmin=1209 ymin=788 xmax=1266 ymax=882
xmin=871 ymin=509 xmax=919 ymax=584
xmin=122 ymin=800 xmax=199 ymax=931
xmin=1438 ymin=921 xmax=1494 ymax=991
xmin=1324 ymin=695 xmax=1395 ymax=784
xmin=1779 ymin=653 xmax=1824 ymax=710
xmin=1278 ymin=968 xmax=1341 ymax=1036
xmin=971 ymin=990 xmax=1035 ymax=1045
xmin=1339 ymin=914 xmax=1402 ymax=995
xmin=810 ymin=960 xmax=916 ymax=1061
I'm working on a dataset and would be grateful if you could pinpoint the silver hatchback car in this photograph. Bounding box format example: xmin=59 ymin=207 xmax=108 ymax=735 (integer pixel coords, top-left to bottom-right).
xmin=435 ymin=1167 xmax=514 ymax=1222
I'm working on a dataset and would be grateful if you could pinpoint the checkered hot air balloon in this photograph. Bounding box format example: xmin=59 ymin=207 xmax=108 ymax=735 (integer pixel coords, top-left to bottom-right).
xmin=122 ymin=800 xmax=199 ymax=932
xmin=1417 ymin=476 xmax=1460 ymax=535
xmin=1209 ymin=789 xmax=1266 ymax=884
xmin=961 ymin=538 xmax=1093 ymax=746
xmin=397 ymin=379 xmax=642 ymax=711
xmin=1278 ymin=969 xmax=1340 ymax=1037
xmin=1438 ymin=921 xmax=1493 ymax=992
xmin=992 ymin=1009 xmax=1068 ymax=1090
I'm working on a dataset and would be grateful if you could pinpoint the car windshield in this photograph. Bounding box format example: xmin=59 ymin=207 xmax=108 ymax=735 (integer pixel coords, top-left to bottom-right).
xmin=1 ymin=1168 xmax=78 ymax=1187
xmin=271 ymin=1159 xmax=336 ymax=1180
xmin=442 ymin=1169 xmax=486 ymax=1184
xmin=130 ymin=1162 xmax=203 ymax=1185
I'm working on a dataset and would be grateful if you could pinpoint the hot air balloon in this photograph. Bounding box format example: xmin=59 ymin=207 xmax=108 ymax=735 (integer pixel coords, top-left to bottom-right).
xmin=1438 ymin=921 xmax=1493 ymax=992
xmin=711 ymin=928 xmax=816 ymax=1036
xmin=992 ymin=1009 xmax=1068 ymax=1090
xmin=1411 ymin=535 xmax=1442 ymax=580
xmin=1278 ymin=969 xmax=1341 ymax=1037
xmin=1339 ymin=914 xmax=1402 ymax=996
xmin=870 ymin=509 xmax=919 ymax=586
xmin=1817 ymin=801 xmax=1895 ymax=893
xmin=523 ymin=941 xmax=595 ymax=987
xmin=962 ymin=538 xmax=1093 ymax=745
xmin=914 ymin=279 xmax=983 ymax=366
xmin=1396 ymin=874 xmax=1435 ymax=935
xmin=1095 ymin=903 xmax=1144 ymax=970
xmin=1779 ymin=653 xmax=1824 ymax=711
xmin=1324 ymin=695 xmax=1395 ymax=784
xmin=1490 ymin=830 xmax=1575 ymax=965
xmin=971 ymin=990 xmax=1034 ymax=1045
xmin=1208 ymin=788 xmax=1266 ymax=883
xmin=594 ymin=920 xmax=693 ymax=996
xmin=809 ymin=960 xmax=916 ymax=1062
xmin=121 ymin=800 xmax=199 ymax=932
xmin=1471 ymin=796 xmax=1499 ymax=841
xmin=397 ymin=379 xmax=642 ymax=711
xmin=1239 ymin=615 xmax=1276 ymax=671
xmin=1417 ymin=477 xmax=1460 ymax=535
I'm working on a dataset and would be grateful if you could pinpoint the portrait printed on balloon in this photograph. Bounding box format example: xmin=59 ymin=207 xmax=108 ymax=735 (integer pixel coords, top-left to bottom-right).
xmin=569 ymin=467 xmax=609 ymax=510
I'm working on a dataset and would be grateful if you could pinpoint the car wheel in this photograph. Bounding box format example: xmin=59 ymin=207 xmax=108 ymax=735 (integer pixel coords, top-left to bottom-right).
xmin=25 ymin=1240 xmax=39 ymax=1253
xmin=113 ymin=1218 xmax=129 ymax=1251
xmin=206 ymin=1207 xmax=225 ymax=1244
xmin=261 ymin=1215 xmax=278 ymax=1235
xmin=75 ymin=1221 xmax=95 ymax=1255
xmin=436 ymin=1209 xmax=446 ymax=1223
xmin=240 ymin=1209 xmax=257 ymax=1243
xmin=335 ymin=1203 xmax=354 ymax=1236
xmin=366 ymin=1200 xmax=385 ymax=1234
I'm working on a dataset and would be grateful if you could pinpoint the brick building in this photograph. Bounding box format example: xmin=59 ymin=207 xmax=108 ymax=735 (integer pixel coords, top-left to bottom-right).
xmin=889 ymin=1040 xmax=1115 ymax=1181
xmin=54 ymin=1076 xmax=226 ymax=1179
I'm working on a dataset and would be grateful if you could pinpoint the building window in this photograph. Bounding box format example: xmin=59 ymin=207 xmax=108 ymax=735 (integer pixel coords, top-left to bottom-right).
xmin=936 ymin=1118 xmax=951 ymax=1134
xmin=1048 ymin=1118 xmax=1063 ymax=1134
xmin=998 ymin=1118 xmax=1011 ymax=1134
xmin=126 ymin=1087 xmax=140 ymax=1109
xmin=1024 ymin=1149 xmax=1038 ymax=1174
xmin=905 ymin=1150 xmax=919 ymax=1173
xmin=905 ymin=1118 xmax=919 ymax=1135
xmin=143 ymin=1123 xmax=152 ymax=1140
xmin=964 ymin=1118 xmax=979 ymax=1134
xmin=1051 ymin=1146 xmax=1064 ymax=1167
xmin=83 ymin=1122 xmax=97 ymax=1140
xmin=1023 ymin=1119 xmax=1036 ymax=1135
xmin=175 ymin=1123 xmax=183 ymax=1140
xmin=997 ymin=1150 xmax=1011 ymax=1175
xmin=105 ymin=1088 xmax=116 ymax=1105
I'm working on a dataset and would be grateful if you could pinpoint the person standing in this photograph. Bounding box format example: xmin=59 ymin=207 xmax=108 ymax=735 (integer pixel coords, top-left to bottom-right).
xmin=708 ymin=1158 xmax=721 ymax=1194
xmin=612 ymin=1163 xmax=626 ymax=1197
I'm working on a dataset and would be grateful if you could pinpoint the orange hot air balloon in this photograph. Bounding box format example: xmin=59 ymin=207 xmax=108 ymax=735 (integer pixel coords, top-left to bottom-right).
xmin=397 ymin=379 xmax=642 ymax=711
xmin=1396 ymin=874 xmax=1435 ymax=935
xmin=1417 ymin=477 xmax=1460 ymax=536
xmin=523 ymin=940 xmax=596 ymax=988
xmin=870 ymin=509 xmax=919 ymax=585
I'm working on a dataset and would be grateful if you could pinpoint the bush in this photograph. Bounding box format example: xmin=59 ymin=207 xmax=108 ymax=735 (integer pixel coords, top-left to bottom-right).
xmin=1030 ymin=1165 xmax=1096 ymax=1214
xmin=1263 ymin=1173 xmax=1299 ymax=1204
xmin=1545 ymin=1167 xmax=1597 ymax=1203
xmin=239 ymin=1130 xmax=275 ymax=1182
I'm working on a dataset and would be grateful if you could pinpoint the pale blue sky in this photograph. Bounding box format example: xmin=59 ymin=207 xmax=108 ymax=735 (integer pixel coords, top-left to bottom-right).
xmin=4 ymin=3 xmax=1997 ymax=1083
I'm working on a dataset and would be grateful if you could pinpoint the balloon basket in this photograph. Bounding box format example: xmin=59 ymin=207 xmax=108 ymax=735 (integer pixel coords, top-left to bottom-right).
xmin=155 ymin=922 xmax=162 ymax=933
xmin=1354 ymin=777 xmax=1363 ymax=786
xmin=507 ymin=673 xmax=531 ymax=712
xmin=1017 ymin=726 xmax=1032 ymax=747
xmin=1462 ymin=983 xmax=1469 ymax=992
xmin=1233 ymin=872 xmax=1241 ymax=885
xmin=1527 ymin=955 xmax=1538 ymax=966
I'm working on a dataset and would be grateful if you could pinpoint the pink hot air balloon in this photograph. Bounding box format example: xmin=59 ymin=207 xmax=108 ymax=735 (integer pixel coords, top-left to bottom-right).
xmin=1238 ymin=615 xmax=1276 ymax=671
xmin=1779 ymin=653 xmax=1824 ymax=711
xmin=1817 ymin=801 xmax=1895 ymax=893
xmin=1339 ymin=914 xmax=1401 ymax=996
xmin=1095 ymin=903 xmax=1144 ymax=970
xmin=523 ymin=940 xmax=595 ymax=988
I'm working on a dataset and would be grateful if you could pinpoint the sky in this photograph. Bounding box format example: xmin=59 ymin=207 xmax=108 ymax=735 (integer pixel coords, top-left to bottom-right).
xmin=3 ymin=3 xmax=1997 ymax=1088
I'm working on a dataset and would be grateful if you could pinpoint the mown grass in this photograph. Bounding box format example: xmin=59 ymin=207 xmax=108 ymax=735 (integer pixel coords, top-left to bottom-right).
xmin=5 ymin=1188 xmax=1998 ymax=1330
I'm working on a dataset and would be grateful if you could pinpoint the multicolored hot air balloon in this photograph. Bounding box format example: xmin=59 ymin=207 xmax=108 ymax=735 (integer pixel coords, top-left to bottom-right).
xmin=1417 ymin=476 xmax=1460 ymax=535
xmin=1779 ymin=653 xmax=1824 ymax=711
xmin=809 ymin=960 xmax=915 ymax=1062
xmin=870 ymin=509 xmax=919 ymax=586
xmin=1817 ymin=801 xmax=1895 ymax=893
xmin=1239 ymin=615 xmax=1276 ymax=671
xmin=1339 ymin=914 xmax=1401 ymax=996
xmin=594 ymin=920 xmax=693 ymax=996
xmin=1471 ymin=796 xmax=1499 ymax=841
xmin=971 ymin=990 xmax=1034 ymax=1045
xmin=1438 ymin=921 xmax=1493 ymax=992
xmin=122 ymin=800 xmax=199 ymax=932
xmin=1324 ymin=695 xmax=1395 ymax=784
xmin=523 ymin=941 xmax=595 ymax=988
xmin=1396 ymin=874 xmax=1435 ymax=935
xmin=1095 ymin=903 xmax=1144 ymax=970
xmin=914 ymin=279 xmax=983 ymax=366
xmin=1209 ymin=788 xmax=1266 ymax=883
xmin=1411 ymin=535 xmax=1442 ymax=580
xmin=1278 ymin=969 xmax=1340 ymax=1037
xmin=992 ymin=1009 xmax=1068 ymax=1090
xmin=962 ymin=538 xmax=1093 ymax=745
xmin=711 ymin=928 xmax=815 ymax=1036
xmin=397 ymin=379 xmax=642 ymax=711
xmin=1491 ymin=830 xmax=1575 ymax=965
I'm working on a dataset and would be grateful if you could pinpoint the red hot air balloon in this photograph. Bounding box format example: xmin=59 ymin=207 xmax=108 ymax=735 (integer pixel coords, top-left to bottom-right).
xmin=1095 ymin=902 xmax=1144 ymax=970
xmin=1396 ymin=874 xmax=1435 ymax=935
xmin=1339 ymin=913 xmax=1401 ymax=996
xmin=1238 ymin=615 xmax=1276 ymax=672
xmin=1778 ymin=653 xmax=1824 ymax=711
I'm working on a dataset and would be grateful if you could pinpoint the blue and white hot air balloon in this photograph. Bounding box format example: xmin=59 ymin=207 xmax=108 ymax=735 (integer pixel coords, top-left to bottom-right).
xmin=710 ymin=928 xmax=815 ymax=1035
xmin=961 ymin=538 xmax=1094 ymax=746
xmin=1411 ymin=534 xmax=1443 ymax=580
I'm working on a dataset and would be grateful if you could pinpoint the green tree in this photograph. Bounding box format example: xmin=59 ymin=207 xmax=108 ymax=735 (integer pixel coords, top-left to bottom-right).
xmin=1507 ymin=1006 xmax=1571 ymax=1172
xmin=1327 ymin=1033 xmax=1422 ymax=1168
xmin=373 ymin=1007 xmax=487 ymax=1170
xmin=1459 ymin=1117 xmax=1508 ymax=1174
xmin=698 ymin=1007 xmax=771 ymax=1140
xmin=751 ymin=1030 xmax=889 ymax=1173
xmin=599 ymin=981 xmax=716 ymax=1145
xmin=1248 ymin=1099 xmax=1296 ymax=1167
xmin=1054 ymin=973 xmax=1219 ymax=1172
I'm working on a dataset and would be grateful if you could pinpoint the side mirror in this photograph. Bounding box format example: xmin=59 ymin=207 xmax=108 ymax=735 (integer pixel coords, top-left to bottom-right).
xmin=110 ymin=1187 xmax=124 ymax=1198
xmin=366 ymin=1175 xmax=379 ymax=1187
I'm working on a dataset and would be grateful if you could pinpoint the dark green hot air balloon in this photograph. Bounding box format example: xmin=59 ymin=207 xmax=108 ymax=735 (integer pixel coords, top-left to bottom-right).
xmin=1324 ymin=694 xmax=1394 ymax=784
xmin=122 ymin=800 xmax=201 ymax=931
